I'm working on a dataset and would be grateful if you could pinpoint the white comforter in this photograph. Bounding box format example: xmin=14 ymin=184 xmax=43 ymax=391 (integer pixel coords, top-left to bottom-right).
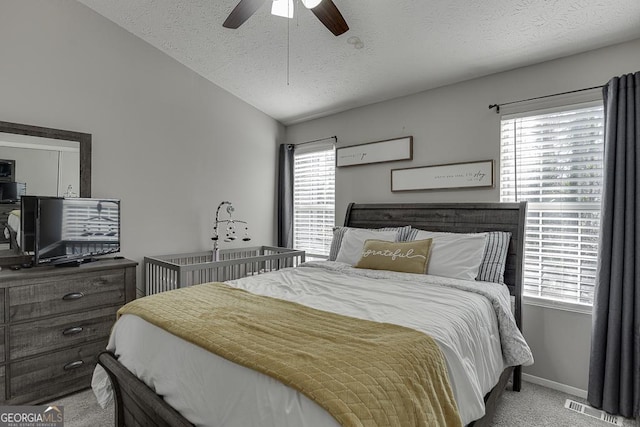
xmin=3 ymin=210 xmax=20 ymax=245
xmin=93 ymin=261 xmax=533 ymax=426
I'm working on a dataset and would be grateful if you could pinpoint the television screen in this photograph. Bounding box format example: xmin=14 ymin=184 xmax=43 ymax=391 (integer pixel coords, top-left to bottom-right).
xmin=0 ymin=181 xmax=26 ymax=202
xmin=23 ymin=197 xmax=121 ymax=265
xmin=0 ymin=159 xmax=15 ymax=182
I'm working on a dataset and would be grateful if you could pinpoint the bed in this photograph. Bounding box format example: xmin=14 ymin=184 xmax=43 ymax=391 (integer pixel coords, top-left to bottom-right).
xmin=4 ymin=209 xmax=21 ymax=249
xmin=94 ymin=202 xmax=531 ymax=427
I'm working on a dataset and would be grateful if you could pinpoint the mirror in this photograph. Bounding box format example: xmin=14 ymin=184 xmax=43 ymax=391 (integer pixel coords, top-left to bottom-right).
xmin=0 ymin=121 xmax=91 ymax=265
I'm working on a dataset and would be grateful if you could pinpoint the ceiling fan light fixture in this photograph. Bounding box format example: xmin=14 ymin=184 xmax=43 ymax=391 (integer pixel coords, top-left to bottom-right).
xmin=224 ymin=0 xmax=347 ymax=36
xmin=301 ymin=0 xmax=322 ymax=9
xmin=271 ymin=0 xmax=294 ymax=18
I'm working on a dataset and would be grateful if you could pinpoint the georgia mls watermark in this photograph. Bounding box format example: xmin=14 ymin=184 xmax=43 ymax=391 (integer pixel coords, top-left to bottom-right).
xmin=0 ymin=406 xmax=64 ymax=427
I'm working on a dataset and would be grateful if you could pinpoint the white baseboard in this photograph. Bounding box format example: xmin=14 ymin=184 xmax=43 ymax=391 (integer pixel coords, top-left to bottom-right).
xmin=522 ymin=373 xmax=588 ymax=399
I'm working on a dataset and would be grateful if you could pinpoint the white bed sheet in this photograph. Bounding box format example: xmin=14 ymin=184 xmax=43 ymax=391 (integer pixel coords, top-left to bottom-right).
xmin=4 ymin=210 xmax=21 ymax=246
xmin=93 ymin=261 xmax=533 ymax=426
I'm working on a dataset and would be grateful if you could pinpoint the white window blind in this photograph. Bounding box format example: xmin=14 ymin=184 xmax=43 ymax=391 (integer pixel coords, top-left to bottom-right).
xmin=293 ymin=143 xmax=335 ymax=257
xmin=500 ymin=103 xmax=604 ymax=305
xmin=62 ymin=199 xmax=119 ymax=241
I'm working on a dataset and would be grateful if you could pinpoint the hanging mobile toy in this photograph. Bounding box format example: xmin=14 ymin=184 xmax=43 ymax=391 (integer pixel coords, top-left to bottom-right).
xmin=212 ymin=201 xmax=251 ymax=260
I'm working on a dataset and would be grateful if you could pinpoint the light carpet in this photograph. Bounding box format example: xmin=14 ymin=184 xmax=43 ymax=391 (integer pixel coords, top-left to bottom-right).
xmin=492 ymin=382 xmax=638 ymax=427
xmin=48 ymin=381 xmax=638 ymax=426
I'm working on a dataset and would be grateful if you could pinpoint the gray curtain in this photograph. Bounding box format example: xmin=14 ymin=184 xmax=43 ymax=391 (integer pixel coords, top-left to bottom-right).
xmin=588 ymin=71 xmax=640 ymax=419
xmin=277 ymin=143 xmax=294 ymax=248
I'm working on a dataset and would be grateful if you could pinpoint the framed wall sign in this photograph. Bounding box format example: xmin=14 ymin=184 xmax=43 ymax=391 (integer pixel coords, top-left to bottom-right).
xmin=391 ymin=159 xmax=494 ymax=192
xmin=336 ymin=136 xmax=413 ymax=167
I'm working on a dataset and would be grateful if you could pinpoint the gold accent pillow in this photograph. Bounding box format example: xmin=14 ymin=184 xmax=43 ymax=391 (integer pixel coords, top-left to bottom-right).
xmin=354 ymin=239 xmax=433 ymax=274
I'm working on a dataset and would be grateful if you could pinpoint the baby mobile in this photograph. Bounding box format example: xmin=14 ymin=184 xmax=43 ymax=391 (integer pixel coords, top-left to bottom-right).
xmin=211 ymin=201 xmax=251 ymax=260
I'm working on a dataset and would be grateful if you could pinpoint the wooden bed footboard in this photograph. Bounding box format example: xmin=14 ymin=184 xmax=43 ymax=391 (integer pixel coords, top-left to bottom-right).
xmin=98 ymin=351 xmax=194 ymax=427
xmin=98 ymin=351 xmax=515 ymax=427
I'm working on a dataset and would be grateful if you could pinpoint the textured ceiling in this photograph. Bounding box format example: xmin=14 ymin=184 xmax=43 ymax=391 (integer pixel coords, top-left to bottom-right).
xmin=77 ymin=0 xmax=640 ymax=125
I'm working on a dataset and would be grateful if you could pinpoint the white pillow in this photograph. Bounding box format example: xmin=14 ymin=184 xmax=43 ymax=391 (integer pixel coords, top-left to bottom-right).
xmin=328 ymin=226 xmax=412 ymax=261
xmin=414 ymin=230 xmax=487 ymax=281
xmin=335 ymin=229 xmax=398 ymax=265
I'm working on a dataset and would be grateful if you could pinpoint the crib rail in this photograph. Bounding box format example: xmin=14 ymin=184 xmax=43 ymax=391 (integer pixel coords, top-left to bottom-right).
xmin=144 ymin=246 xmax=305 ymax=295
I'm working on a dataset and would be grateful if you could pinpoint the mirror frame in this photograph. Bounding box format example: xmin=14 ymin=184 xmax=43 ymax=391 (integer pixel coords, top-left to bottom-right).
xmin=0 ymin=121 xmax=91 ymax=267
xmin=0 ymin=120 xmax=91 ymax=197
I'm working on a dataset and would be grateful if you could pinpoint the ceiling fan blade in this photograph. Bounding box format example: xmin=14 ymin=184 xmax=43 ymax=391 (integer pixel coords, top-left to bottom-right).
xmin=310 ymin=0 xmax=349 ymax=36
xmin=223 ymin=0 xmax=266 ymax=29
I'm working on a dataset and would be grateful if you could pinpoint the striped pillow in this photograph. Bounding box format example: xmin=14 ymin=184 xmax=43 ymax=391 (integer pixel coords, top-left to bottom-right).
xmin=406 ymin=229 xmax=512 ymax=284
xmin=476 ymin=231 xmax=512 ymax=284
xmin=328 ymin=226 xmax=413 ymax=261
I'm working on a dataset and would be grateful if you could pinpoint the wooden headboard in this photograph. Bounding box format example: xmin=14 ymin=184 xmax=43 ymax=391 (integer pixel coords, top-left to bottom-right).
xmin=343 ymin=202 xmax=527 ymax=329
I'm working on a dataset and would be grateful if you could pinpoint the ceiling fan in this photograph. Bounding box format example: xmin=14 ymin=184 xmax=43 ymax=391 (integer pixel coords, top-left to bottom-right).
xmin=223 ymin=0 xmax=349 ymax=36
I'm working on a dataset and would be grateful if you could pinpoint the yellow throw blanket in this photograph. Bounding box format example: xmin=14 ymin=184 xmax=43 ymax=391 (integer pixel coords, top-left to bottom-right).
xmin=119 ymin=282 xmax=462 ymax=427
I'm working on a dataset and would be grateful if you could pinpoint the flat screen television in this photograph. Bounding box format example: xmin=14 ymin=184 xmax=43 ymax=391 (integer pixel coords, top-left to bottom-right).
xmin=0 ymin=181 xmax=26 ymax=202
xmin=0 ymin=159 xmax=15 ymax=182
xmin=21 ymin=196 xmax=120 ymax=266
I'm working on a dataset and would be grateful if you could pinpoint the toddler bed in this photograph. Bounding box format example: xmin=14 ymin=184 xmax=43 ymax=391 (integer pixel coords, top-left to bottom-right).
xmin=94 ymin=202 xmax=531 ymax=427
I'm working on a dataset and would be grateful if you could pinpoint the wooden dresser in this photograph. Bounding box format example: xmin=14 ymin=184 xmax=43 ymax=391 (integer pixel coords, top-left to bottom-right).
xmin=0 ymin=258 xmax=136 ymax=404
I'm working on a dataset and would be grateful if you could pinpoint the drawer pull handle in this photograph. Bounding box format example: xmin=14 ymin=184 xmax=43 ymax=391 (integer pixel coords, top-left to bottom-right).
xmin=63 ymin=360 xmax=84 ymax=371
xmin=62 ymin=326 xmax=84 ymax=336
xmin=62 ymin=292 xmax=84 ymax=301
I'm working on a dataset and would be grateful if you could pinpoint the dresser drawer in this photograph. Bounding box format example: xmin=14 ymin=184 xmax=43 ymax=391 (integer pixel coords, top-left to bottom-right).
xmin=9 ymin=270 xmax=125 ymax=322
xmin=9 ymin=306 xmax=117 ymax=359
xmin=9 ymin=341 xmax=105 ymax=400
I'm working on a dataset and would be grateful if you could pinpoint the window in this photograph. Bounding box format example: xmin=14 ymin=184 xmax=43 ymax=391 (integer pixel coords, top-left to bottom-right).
xmin=293 ymin=143 xmax=335 ymax=258
xmin=500 ymin=103 xmax=604 ymax=305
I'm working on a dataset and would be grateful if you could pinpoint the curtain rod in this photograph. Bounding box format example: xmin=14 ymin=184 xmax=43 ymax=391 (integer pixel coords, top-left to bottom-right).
xmin=488 ymin=85 xmax=603 ymax=114
xmin=291 ymin=136 xmax=337 ymax=146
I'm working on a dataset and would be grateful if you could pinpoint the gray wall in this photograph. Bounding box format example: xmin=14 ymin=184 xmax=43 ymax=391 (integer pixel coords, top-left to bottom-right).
xmin=0 ymin=0 xmax=284 ymax=292
xmin=286 ymin=38 xmax=640 ymax=393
